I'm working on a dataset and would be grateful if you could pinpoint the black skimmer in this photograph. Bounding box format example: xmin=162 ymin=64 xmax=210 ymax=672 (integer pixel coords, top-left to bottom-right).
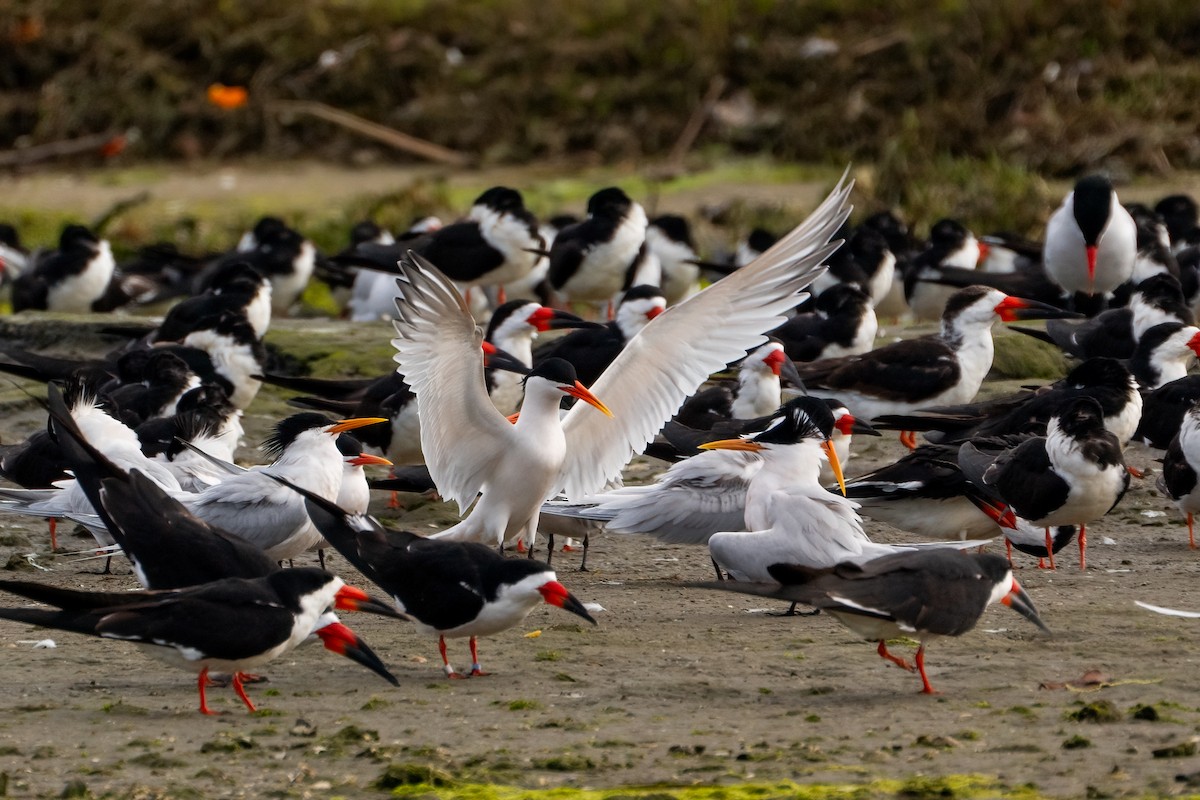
xmin=1157 ymin=401 xmax=1200 ymax=548
xmin=391 ymin=176 xmax=852 ymax=549
xmin=842 ymin=439 xmax=1016 ymax=542
xmin=482 ymin=300 xmax=600 ymax=414
xmin=645 ymin=214 xmax=701 ymax=304
xmin=342 ymin=216 xmax=443 ymax=321
xmin=216 ymin=216 xmax=315 ymax=313
xmin=1124 ymin=202 xmax=1180 ymax=287
xmin=958 ymin=396 xmax=1130 ymax=570
xmin=532 ymin=285 xmax=667 ymax=388
xmin=1128 ymin=321 xmax=1200 ymax=390
xmin=732 ymin=227 xmax=779 ymax=269
xmin=794 ymin=285 xmax=1078 ymax=446
xmin=1155 ymin=193 xmax=1200 ymax=251
xmin=274 ymin=477 xmax=596 ymax=678
xmin=1043 ymin=174 xmax=1137 ymax=302
xmin=904 ymin=219 xmax=984 ymax=321
xmin=11 ymin=225 xmax=115 ymax=313
xmin=1136 ymin=375 xmax=1200 ymax=449
xmin=1012 ymin=273 xmax=1191 ymax=360
xmin=697 ymin=549 xmax=1048 ymax=694
xmin=38 ymin=383 xmax=280 ymax=585
xmin=547 ymin=187 xmax=648 ymax=312
xmin=336 ymin=187 xmax=542 ymax=305
xmin=153 ymin=261 xmax=273 ymax=342
xmin=771 ymin=283 xmax=878 ymax=362
xmin=809 ymin=224 xmax=896 ymax=308
xmin=0 ymin=570 xmax=399 ymax=714
xmin=671 ymin=340 xmax=804 ymax=430
xmin=872 ymin=356 xmax=1143 ymax=447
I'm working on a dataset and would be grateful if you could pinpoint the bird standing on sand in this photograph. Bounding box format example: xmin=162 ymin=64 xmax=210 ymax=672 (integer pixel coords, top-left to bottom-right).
xmin=391 ymin=176 xmax=853 ymax=550
xmin=696 ymin=550 xmax=1049 ymax=694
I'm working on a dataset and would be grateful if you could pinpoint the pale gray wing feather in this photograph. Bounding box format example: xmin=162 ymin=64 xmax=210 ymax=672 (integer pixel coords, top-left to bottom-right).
xmin=557 ymin=174 xmax=853 ymax=500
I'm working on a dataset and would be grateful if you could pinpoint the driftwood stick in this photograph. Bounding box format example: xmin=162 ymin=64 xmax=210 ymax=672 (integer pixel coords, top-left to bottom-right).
xmin=269 ymin=100 xmax=470 ymax=167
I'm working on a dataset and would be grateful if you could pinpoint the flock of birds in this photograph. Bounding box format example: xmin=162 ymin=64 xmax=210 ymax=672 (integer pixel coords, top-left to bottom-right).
xmin=3 ymin=168 xmax=1200 ymax=709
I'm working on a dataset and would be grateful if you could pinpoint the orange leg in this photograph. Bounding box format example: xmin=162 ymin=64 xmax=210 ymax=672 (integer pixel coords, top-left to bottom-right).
xmin=497 ymin=286 xmax=507 ymax=305
xmin=48 ymin=518 xmax=57 ymax=552
xmin=231 ymin=672 xmax=257 ymax=713
xmin=915 ymin=645 xmax=937 ymax=694
xmin=469 ymin=636 xmax=489 ymax=676
xmin=1005 ymin=538 xmax=1013 ymax=566
xmin=1044 ymin=528 xmax=1056 ymax=570
xmin=1038 ymin=558 xmax=1047 ymax=569
xmin=197 ymin=668 xmax=218 ymax=715
xmin=899 ymin=431 xmax=918 ymax=450
xmin=876 ymin=640 xmax=915 ymax=672
xmin=1078 ymin=523 xmax=1087 ymax=571
xmin=440 ymin=635 xmax=465 ymax=679
xmin=1127 ymin=465 xmax=1144 ymax=479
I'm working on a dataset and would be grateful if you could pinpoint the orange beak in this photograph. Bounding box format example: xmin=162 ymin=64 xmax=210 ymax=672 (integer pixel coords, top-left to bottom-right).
xmin=348 ymin=453 xmax=393 ymax=467
xmin=326 ymin=417 xmax=389 ymax=434
xmin=697 ymin=438 xmax=764 ymax=452
xmin=561 ymin=381 xmax=613 ymax=418
xmin=822 ymin=439 xmax=846 ymax=496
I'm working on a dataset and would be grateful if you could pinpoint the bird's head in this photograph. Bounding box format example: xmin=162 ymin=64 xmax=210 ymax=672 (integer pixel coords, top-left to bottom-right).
xmin=523 ymin=358 xmax=612 ymax=417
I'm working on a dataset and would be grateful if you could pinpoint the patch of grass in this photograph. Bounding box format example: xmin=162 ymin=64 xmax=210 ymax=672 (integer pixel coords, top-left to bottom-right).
xmin=1062 ymin=735 xmax=1092 ymax=750
xmin=1065 ymin=700 xmax=1121 ymax=723
xmin=128 ymin=752 xmax=187 ymax=769
xmin=534 ymin=650 xmax=562 ymax=662
xmin=361 ymin=696 xmax=391 ymax=711
xmin=507 ymin=699 xmax=541 ymax=712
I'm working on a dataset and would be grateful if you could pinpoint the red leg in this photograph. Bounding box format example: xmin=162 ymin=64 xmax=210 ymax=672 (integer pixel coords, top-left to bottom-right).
xmin=1044 ymin=528 xmax=1056 ymax=570
xmin=49 ymin=518 xmax=57 ymax=552
xmin=469 ymin=636 xmax=489 ymax=676
xmin=876 ymin=640 xmax=915 ymax=672
xmin=198 ymin=668 xmax=218 ymax=715
xmin=1078 ymin=523 xmax=1087 ymax=571
xmin=440 ymin=636 xmax=464 ymax=679
xmin=1189 ymin=513 xmax=1195 ymax=550
xmin=231 ymin=672 xmax=257 ymax=713
xmin=1005 ymin=538 xmax=1013 ymax=566
xmin=915 ymin=645 xmax=937 ymax=694
xmin=1038 ymin=557 xmax=1047 ymax=569
xmin=497 ymin=286 xmax=507 ymax=305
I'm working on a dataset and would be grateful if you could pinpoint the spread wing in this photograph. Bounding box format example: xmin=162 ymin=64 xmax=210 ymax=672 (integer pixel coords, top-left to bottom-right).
xmin=391 ymin=253 xmax=516 ymax=512
xmin=545 ymin=449 xmax=760 ymax=545
xmin=555 ymin=173 xmax=853 ymax=500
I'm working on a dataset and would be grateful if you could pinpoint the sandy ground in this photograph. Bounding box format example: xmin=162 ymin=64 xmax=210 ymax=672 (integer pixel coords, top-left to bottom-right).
xmin=0 ymin=313 xmax=1199 ymax=800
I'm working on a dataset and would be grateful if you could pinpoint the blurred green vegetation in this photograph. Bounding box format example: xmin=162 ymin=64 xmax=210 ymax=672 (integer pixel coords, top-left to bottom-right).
xmin=7 ymin=0 xmax=1200 ymax=178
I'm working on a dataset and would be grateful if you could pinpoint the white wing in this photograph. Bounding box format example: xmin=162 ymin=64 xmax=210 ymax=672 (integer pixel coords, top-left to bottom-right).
xmin=545 ymin=449 xmax=759 ymax=545
xmin=390 ymin=253 xmax=518 ymax=512
xmin=557 ymin=174 xmax=853 ymax=500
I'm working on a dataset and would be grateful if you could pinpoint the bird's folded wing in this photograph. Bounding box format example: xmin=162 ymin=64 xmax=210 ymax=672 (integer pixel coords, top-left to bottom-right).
xmin=391 ymin=253 xmax=515 ymax=512
xmin=557 ymin=173 xmax=853 ymax=500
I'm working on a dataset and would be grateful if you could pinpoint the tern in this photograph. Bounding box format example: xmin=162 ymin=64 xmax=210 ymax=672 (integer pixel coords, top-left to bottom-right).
xmin=391 ymin=175 xmax=853 ymax=549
